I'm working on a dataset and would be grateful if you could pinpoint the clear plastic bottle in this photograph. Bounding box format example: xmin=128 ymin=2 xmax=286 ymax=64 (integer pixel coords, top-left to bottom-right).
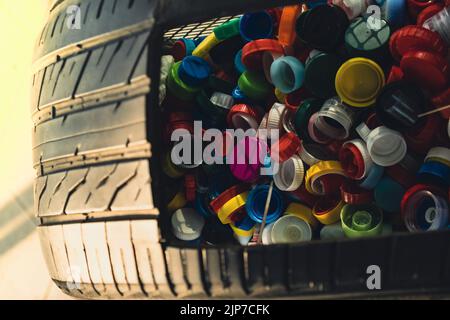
xmin=423 ymin=6 xmax=450 ymax=46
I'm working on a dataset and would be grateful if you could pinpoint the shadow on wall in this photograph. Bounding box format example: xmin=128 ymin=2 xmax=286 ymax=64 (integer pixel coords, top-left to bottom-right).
xmin=0 ymin=185 xmax=36 ymax=257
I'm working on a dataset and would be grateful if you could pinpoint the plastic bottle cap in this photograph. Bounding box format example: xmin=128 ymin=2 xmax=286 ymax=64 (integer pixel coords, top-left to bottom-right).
xmin=356 ymin=123 xmax=407 ymax=167
xmin=261 ymin=222 xmax=275 ymax=245
xmin=210 ymin=92 xmax=234 ymax=110
xmin=425 ymin=147 xmax=450 ymax=167
xmin=270 ymin=56 xmax=306 ymax=94
xmin=423 ymin=6 xmax=450 ymax=45
xmin=239 ymin=11 xmax=274 ymax=42
xmin=246 ymin=185 xmax=284 ymax=224
xmin=271 ymin=215 xmax=312 ymax=244
xmin=387 ymin=65 xmax=404 ymax=84
xmin=271 ymin=132 xmax=302 ymax=163
xmin=335 ymin=58 xmax=385 ymax=107
xmin=171 ymin=208 xmax=205 ymax=241
xmin=345 ymin=16 xmax=391 ymax=60
xmin=192 ymin=32 xmax=221 ymax=58
xmin=300 ymin=143 xmax=334 ymax=167
xmin=167 ymin=61 xmax=200 ymax=101
xmin=400 ymin=50 xmax=450 ymax=94
xmin=296 ymin=4 xmax=350 ymax=51
xmin=214 ymin=18 xmax=241 ymax=40
xmin=385 ymin=0 xmax=408 ymax=28
xmin=241 ymin=39 xmax=285 ymax=71
xmin=389 ymin=25 xmax=447 ymax=61
xmin=340 ymin=139 xmax=373 ymax=180
xmin=294 ymin=99 xmax=323 ymax=139
xmin=238 ymin=71 xmax=272 ymax=101
xmin=341 ymin=204 xmax=383 ymax=238
xmin=305 ymin=161 xmax=346 ymax=196
xmin=374 ymin=177 xmax=406 ymax=213
xmin=178 ymin=56 xmax=211 ymax=87
xmin=313 ymin=197 xmax=345 ymax=225
xmin=417 ymin=3 xmax=444 ymax=27
xmin=340 ymin=180 xmax=374 ymax=205
xmin=267 ymin=102 xmax=287 ymax=130
xmin=376 ymin=80 xmax=427 ymax=130
xmin=273 ymin=155 xmax=305 ymax=191
xmin=359 ymin=164 xmax=384 ymax=190
xmin=278 ymin=5 xmax=304 ymax=47
xmin=227 ymin=104 xmax=262 ymax=130
xmin=304 ymin=52 xmax=342 ymax=99
xmin=230 ymin=137 xmax=268 ymax=183
xmin=315 ymin=97 xmax=355 ymax=139
xmin=401 ymin=184 xmax=449 ymax=232
xmin=308 ymin=113 xmax=333 ymax=144
xmin=172 ymin=38 xmax=197 ymax=61
xmin=418 ymin=161 xmax=450 ymax=187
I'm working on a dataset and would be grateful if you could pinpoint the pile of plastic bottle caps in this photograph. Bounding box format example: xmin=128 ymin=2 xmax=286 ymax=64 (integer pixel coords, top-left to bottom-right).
xmin=159 ymin=0 xmax=450 ymax=246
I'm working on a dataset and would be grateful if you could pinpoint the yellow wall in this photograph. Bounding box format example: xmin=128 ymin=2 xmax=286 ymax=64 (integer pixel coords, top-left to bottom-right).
xmin=0 ymin=0 xmax=49 ymax=203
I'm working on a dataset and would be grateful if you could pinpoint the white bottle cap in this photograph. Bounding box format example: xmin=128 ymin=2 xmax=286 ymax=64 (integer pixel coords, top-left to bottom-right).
xmin=171 ymin=208 xmax=205 ymax=241
xmin=273 ymin=155 xmax=305 ymax=191
xmin=357 ymin=123 xmax=407 ymax=167
xmin=261 ymin=223 xmax=275 ymax=245
xmin=271 ymin=215 xmax=312 ymax=244
xmin=210 ymin=92 xmax=234 ymax=109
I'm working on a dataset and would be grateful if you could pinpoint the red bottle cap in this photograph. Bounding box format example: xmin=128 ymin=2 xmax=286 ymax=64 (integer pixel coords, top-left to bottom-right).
xmin=416 ymin=3 xmax=444 ymax=26
xmin=387 ymin=65 xmax=405 ymax=84
xmin=400 ymin=50 xmax=450 ymax=93
xmin=241 ymin=39 xmax=285 ymax=71
xmin=285 ymin=87 xmax=311 ymax=111
xmin=271 ymin=132 xmax=302 ymax=163
xmin=210 ymin=184 xmax=250 ymax=213
xmin=226 ymin=104 xmax=263 ymax=128
xmin=407 ymin=0 xmax=438 ymax=19
xmin=401 ymin=183 xmax=446 ymax=217
xmin=432 ymin=88 xmax=450 ymax=119
xmin=339 ymin=144 xmax=366 ymax=180
xmin=340 ymin=181 xmax=374 ymax=205
xmin=319 ymin=174 xmax=346 ymax=195
xmin=389 ymin=25 xmax=447 ymax=61
xmin=405 ymin=113 xmax=440 ymax=154
xmin=289 ymin=184 xmax=320 ymax=208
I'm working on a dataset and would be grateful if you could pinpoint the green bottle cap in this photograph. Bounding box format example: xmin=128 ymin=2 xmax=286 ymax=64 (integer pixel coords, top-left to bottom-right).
xmin=238 ymin=71 xmax=272 ymax=101
xmin=294 ymin=98 xmax=323 ymax=140
xmin=345 ymin=17 xmax=391 ymax=61
xmin=167 ymin=61 xmax=200 ymax=101
xmin=213 ymin=18 xmax=241 ymax=41
xmin=341 ymin=204 xmax=383 ymax=238
xmin=304 ymin=52 xmax=342 ymax=99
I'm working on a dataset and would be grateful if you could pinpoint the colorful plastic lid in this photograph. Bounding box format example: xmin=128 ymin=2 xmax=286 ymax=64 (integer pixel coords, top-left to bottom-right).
xmin=345 ymin=16 xmax=391 ymax=60
xmin=335 ymin=58 xmax=385 ymax=107
xmin=271 ymin=215 xmax=312 ymax=244
xmin=400 ymin=50 xmax=450 ymax=94
xmin=171 ymin=208 xmax=206 ymax=241
xmin=375 ymin=80 xmax=427 ymax=130
xmin=239 ymin=11 xmax=274 ymax=41
xmin=296 ymin=4 xmax=350 ymax=51
xmin=389 ymin=25 xmax=447 ymax=61
xmin=178 ymin=56 xmax=211 ymax=87
xmin=341 ymin=204 xmax=383 ymax=238
xmin=304 ymin=52 xmax=342 ymax=99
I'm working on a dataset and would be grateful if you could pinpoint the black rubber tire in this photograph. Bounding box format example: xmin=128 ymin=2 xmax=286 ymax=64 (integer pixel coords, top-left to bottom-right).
xmin=32 ymin=0 xmax=450 ymax=300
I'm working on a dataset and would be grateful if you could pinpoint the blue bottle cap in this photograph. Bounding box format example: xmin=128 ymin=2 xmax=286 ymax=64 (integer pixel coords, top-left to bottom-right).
xmin=194 ymin=36 xmax=207 ymax=46
xmin=234 ymin=215 xmax=256 ymax=232
xmin=374 ymin=177 xmax=406 ymax=213
xmin=239 ymin=11 xmax=274 ymax=42
xmin=270 ymin=56 xmax=306 ymax=94
xmin=178 ymin=56 xmax=211 ymax=87
xmin=359 ymin=164 xmax=384 ymax=190
xmin=195 ymin=192 xmax=215 ymax=218
xmin=235 ymin=49 xmax=246 ymax=74
xmin=385 ymin=0 xmax=407 ymax=30
xmin=246 ymin=185 xmax=285 ymax=224
xmin=417 ymin=161 xmax=450 ymax=188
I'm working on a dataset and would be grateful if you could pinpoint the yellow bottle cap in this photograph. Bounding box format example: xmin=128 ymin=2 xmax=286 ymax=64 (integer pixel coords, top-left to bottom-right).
xmin=335 ymin=58 xmax=385 ymax=108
